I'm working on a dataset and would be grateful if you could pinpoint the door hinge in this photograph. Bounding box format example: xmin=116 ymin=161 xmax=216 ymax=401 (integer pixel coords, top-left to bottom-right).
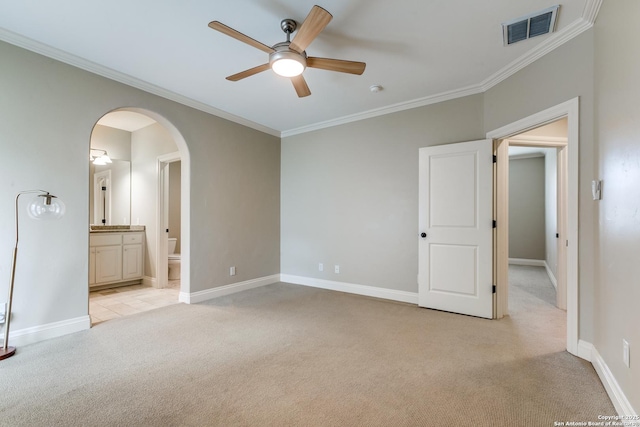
xmin=556 ymin=233 xmax=559 ymax=238
xmin=492 ymin=285 xmax=497 ymax=294
xmin=493 ymin=155 xmax=497 ymax=163
xmin=492 ymin=220 xmax=497 ymax=228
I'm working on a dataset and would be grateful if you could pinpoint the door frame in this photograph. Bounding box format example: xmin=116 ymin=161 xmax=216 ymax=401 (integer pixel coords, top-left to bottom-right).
xmin=487 ymin=97 xmax=579 ymax=356
xmin=156 ymin=151 xmax=181 ymax=290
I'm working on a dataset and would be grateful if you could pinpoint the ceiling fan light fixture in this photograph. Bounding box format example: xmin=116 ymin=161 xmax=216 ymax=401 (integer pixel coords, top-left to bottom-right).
xmin=270 ymin=48 xmax=306 ymax=77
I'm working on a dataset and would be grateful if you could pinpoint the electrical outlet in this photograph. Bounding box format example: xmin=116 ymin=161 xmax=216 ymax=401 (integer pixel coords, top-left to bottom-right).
xmin=334 ymin=265 xmax=340 ymax=274
xmin=230 ymin=266 xmax=236 ymax=276
xmin=623 ymin=339 xmax=630 ymax=368
xmin=318 ymin=263 xmax=324 ymax=272
xmin=0 ymin=302 xmax=5 ymax=324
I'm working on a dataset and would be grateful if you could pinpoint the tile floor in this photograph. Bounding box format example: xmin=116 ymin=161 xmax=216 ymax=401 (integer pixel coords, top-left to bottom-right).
xmin=89 ymin=280 xmax=181 ymax=325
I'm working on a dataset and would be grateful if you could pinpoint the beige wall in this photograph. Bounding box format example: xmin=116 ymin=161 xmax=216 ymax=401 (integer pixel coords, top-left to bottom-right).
xmin=0 ymin=40 xmax=280 ymax=336
xmin=1 ymin=2 xmax=638 ymax=412
xmin=282 ymin=95 xmax=484 ymax=291
xmin=484 ymin=30 xmax=596 ymax=342
xmin=131 ymin=123 xmax=178 ymax=277
xmin=594 ymin=0 xmax=640 ymax=410
xmin=509 ymin=156 xmax=545 ymax=260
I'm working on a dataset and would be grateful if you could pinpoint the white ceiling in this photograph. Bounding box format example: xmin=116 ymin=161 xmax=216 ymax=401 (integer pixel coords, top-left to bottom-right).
xmin=0 ymin=0 xmax=599 ymax=136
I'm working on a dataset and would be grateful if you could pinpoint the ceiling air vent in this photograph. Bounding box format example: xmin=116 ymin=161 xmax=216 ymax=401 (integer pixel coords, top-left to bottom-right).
xmin=502 ymin=5 xmax=560 ymax=46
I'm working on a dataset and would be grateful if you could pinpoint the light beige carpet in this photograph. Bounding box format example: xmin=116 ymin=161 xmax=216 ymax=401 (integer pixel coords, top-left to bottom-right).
xmin=0 ymin=275 xmax=615 ymax=426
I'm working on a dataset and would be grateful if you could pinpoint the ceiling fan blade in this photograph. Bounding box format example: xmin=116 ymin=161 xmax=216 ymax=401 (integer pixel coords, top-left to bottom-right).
xmin=209 ymin=21 xmax=274 ymax=54
xmin=307 ymin=57 xmax=366 ymax=75
xmin=226 ymin=63 xmax=271 ymax=81
xmin=289 ymin=5 xmax=332 ymax=53
xmin=291 ymin=75 xmax=311 ymax=97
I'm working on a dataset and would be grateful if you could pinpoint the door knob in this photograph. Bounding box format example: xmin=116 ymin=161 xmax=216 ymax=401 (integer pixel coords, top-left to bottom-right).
xmin=420 ymin=232 xmax=427 ymax=238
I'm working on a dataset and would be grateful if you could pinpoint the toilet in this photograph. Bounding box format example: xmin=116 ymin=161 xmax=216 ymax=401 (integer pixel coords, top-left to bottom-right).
xmin=167 ymin=237 xmax=181 ymax=280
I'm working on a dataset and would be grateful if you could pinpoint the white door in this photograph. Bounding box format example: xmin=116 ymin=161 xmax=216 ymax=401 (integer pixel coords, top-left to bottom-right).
xmin=418 ymin=139 xmax=493 ymax=319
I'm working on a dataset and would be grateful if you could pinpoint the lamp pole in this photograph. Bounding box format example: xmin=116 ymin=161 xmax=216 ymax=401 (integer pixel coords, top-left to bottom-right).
xmin=1 ymin=190 xmax=65 ymax=360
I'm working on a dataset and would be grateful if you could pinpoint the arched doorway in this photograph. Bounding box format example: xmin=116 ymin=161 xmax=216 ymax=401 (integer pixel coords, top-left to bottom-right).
xmin=88 ymin=108 xmax=190 ymax=324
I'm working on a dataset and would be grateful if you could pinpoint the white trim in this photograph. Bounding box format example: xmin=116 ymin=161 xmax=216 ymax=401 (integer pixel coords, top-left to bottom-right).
xmin=591 ymin=344 xmax=638 ymax=417
xmin=508 ymin=153 xmax=545 ymax=160
xmin=5 ymin=315 xmax=91 ymax=347
xmin=488 ymin=97 xmax=579 ymax=356
xmin=583 ymin=0 xmax=604 ymax=24
xmin=179 ymin=275 xmax=280 ymax=304
xmin=281 ymin=84 xmax=484 ymax=137
xmin=0 ymin=29 xmax=280 ymax=138
xmin=578 ymin=339 xmax=594 ymax=361
xmin=481 ymin=17 xmax=592 ymax=92
xmin=487 ymin=99 xmax=578 ymax=139
xmin=544 ymin=261 xmax=558 ymax=290
xmin=142 ymin=275 xmax=158 ymax=288
xmin=156 ymin=151 xmax=181 ymax=290
xmin=508 ymin=258 xmax=545 ymax=267
xmin=507 ymin=135 xmax=568 ymax=144
xmin=0 ymin=0 xmax=600 ymax=139
xmin=281 ymin=275 xmax=419 ymax=305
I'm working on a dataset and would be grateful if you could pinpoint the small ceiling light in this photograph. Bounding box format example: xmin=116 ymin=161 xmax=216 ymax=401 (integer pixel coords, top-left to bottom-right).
xmin=370 ymin=85 xmax=384 ymax=93
xmin=270 ymin=45 xmax=307 ymax=77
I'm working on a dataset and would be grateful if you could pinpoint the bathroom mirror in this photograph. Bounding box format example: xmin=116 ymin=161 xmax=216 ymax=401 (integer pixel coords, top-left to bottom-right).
xmin=90 ymin=159 xmax=131 ymax=225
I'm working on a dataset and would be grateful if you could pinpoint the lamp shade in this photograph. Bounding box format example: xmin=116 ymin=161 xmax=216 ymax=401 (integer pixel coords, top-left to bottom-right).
xmin=27 ymin=194 xmax=65 ymax=220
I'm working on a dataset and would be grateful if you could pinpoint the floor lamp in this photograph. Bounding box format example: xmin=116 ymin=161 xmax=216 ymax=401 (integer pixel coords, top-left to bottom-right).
xmin=1 ymin=190 xmax=65 ymax=360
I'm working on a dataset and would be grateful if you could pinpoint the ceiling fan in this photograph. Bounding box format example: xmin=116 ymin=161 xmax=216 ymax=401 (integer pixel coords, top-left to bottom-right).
xmin=208 ymin=5 xmax=366 ymax=98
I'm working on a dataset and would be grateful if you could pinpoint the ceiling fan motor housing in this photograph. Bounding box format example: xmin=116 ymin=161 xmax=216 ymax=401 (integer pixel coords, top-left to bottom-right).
xmin=269 ymin=42 xmax=307 ymax=75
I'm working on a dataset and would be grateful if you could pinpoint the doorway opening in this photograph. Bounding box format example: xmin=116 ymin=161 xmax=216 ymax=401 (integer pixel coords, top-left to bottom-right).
xmin=504 ymin=119 xmax=568 ymax=343
xmin=157 ymin=152 xmax=182 ymax=290
xmin=488 ymin=98 xmax=579 ymax=357
xmin=88 ymin=108 xmax=190 ymax=325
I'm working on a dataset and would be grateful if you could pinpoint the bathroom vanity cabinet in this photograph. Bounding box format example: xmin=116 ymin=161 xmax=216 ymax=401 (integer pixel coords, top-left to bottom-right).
xmin=89 ymin=231 xmax=145 ymax=289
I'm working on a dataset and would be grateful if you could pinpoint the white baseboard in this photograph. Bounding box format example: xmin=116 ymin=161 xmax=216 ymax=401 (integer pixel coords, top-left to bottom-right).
xmin=508 ymin=258 xmax=546 ymax=267
xmin=4 ymin=315 xmax=91 ymax=347
xmin=180 ymin=274 xmax=280 ymax=304
xmin=589 ymin=342 xmax=638 ymax=417
xmin=578 ymin=339 xmax=594 ymax=361
xmin=281 ymin=274 xmax=419 ymax=305
xmin=143 ymin=276 xmax=158 ymax=288
xmin=544 ymin=261 xmax=558 ymax=289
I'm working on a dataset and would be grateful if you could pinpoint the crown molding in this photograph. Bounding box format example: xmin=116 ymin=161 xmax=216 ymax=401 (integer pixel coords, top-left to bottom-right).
xmin=0 ymin=28 xmax=281 ymax=138
xmin=583 ymin=0 xmax=603 ymax=24
xmin=284 ymin=0 xmax=600 ymax=138
xmin=281 ymin=83 xmax=484 ymax=138
xmin=0 ymin=0 xmax=601 ymax=139
xmin=481 ymin=18 xmax=591 ymax=92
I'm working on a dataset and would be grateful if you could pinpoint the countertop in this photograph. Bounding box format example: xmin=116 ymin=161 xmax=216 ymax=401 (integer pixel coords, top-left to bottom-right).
xmin=90 ymin=225 xmax=145 ymax=233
